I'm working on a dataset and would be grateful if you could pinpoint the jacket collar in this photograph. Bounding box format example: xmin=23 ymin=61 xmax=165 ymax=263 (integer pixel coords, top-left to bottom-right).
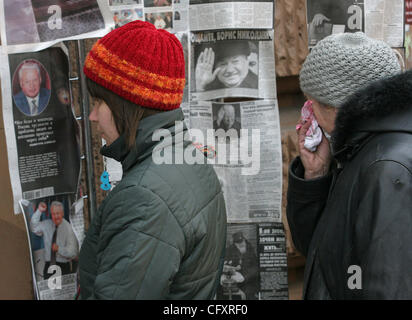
xmin=101 ymin=108 xmax=185 ymax=173
xmin=331 ymin=70 xmax=412 ymax=161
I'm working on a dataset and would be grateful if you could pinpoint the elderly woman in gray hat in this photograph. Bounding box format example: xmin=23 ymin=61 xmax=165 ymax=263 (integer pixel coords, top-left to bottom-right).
xmin=287 ymin=32 xmax=412 ymax=299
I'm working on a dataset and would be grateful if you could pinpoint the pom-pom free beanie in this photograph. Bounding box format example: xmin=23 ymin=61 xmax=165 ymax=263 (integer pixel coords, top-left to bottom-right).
xmin=84 ymin=21 xmax=185 ymax=110
xmin=299 ymin=32 xmax=401 ymax=108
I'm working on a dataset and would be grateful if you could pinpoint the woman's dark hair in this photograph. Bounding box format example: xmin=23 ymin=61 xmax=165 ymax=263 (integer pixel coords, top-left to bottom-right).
xmin=87 ymin=78 xmax=161 ymax=150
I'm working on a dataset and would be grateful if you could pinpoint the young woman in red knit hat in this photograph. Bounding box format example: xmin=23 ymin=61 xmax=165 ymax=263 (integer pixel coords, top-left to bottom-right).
xmin=78 ymin=21 xmax=227 ymax=299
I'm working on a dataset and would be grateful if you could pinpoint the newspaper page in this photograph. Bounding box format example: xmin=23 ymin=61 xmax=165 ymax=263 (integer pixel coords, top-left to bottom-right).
xmin=20 ymin=194 xmax=83 ymax=300
xmin=405 ymin=0 xmax=412 ymax=69
xmin=0 ymin=46 xmax=81 ymax=213
xmin=216 ymin=223 xmax=288 ymax=300
xmin=0 ymin=0 xmax=113 ymax=54
xmin=306 ymin=0 xmax=365 ymax=47
xmin=190 ymin=29 xmax=276 ymax=100
xmin=189 ymin=0 xmax=274 ymax=31
xmin=189 ymin=99 xmax=282 ymax=223
xmin=365 ymin=0 xmax=404 ymax=48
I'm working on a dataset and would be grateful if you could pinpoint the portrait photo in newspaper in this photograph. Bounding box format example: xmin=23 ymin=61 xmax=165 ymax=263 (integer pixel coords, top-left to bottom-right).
xmin=3 ymin=0 xmax=105 ymax=45
xmin=217 ymin=224 xmax=259 ymax=300
xmin=212 ymin=102 xmax=241 ymax=137
xmin=193 ymin=39 xmax=258 ymax=92
xmin=190 ymin=30 xmax=275 ymax=100
xmin=12 ymin=59 xmax=51 ymax=117
xmin=307 ymin=0 xmax=364 ymax=47
xmin=7 ymin=47 xmax=81 ymax=202
xmin=20 ymin=195 xmax=81 ymax=300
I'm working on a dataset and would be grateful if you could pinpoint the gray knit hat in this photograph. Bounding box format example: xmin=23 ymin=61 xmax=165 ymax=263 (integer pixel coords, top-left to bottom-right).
xmin=300 ymin=32 xmax=401 ymax=108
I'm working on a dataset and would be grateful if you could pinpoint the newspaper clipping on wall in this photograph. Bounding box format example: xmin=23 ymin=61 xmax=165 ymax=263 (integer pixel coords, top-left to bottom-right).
xmin=0 ymin=46 xmax=81 ymax=213
xmin=364 ymin=0 xmax=404 ymax=48
xmin=20 ymin=194 xmax=84 ymax=300
xmin=144 ymin=0 xmax=189 ymax=33
xmin=109 ymin=0 xmax=145 ymax=29
xmin=189 ymin=0 xmax=274 ymax=31
xmin=306 ymin=0 xmax=405 ymax=48
xmin=107 ymin=0 xmax=189 ymax=33
xmin=189 ymin=100 xmax=282 ymax=223
xmin=0 ymin=0 xmax=113 ymax=53
xmin=306 ymin=0 xmax=364 ymax=47
xmin=216 ymin=223 xmax=288 ymax=300
xmin=190 ymin=29 xmax=276 ymax=100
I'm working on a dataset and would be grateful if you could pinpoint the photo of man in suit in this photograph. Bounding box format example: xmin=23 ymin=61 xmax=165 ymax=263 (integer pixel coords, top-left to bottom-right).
xmin=13 ymin=61 xmax=51 ymax=117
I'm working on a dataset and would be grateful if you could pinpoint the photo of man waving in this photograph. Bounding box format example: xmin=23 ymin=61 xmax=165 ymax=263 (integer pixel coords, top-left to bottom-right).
xmin=195 ymin=40 xmax=258 ymax=92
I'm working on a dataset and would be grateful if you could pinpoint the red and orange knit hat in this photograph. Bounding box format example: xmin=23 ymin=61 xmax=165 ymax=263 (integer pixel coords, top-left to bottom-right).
xmin=84 ymin=21 xmax=185 ymax=111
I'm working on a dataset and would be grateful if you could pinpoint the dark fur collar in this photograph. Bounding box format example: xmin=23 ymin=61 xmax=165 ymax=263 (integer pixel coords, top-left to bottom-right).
xmin=332 ymin=70 xmax=412 ymax=153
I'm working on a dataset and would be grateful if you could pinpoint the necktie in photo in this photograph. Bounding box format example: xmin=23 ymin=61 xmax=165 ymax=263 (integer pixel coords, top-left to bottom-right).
xmin=50 ymin=227 xmax=58 ymax=265
xmin=31 ymin=99 xmax=38 ymax=115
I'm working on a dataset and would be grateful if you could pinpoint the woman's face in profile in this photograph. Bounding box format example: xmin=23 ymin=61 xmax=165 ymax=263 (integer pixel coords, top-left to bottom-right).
xmin=89 ymin=98 xmax=120 ymax=145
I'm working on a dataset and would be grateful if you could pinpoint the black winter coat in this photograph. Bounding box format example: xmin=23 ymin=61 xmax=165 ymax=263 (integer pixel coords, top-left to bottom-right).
xmin=287 ymin=70 xmax=412 ymax=299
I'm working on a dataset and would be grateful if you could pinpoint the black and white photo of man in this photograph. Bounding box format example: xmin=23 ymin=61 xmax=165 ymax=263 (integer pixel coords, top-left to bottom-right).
xmin=307 ymin=0 xmax=364 ymax=46
xmin=195 ymin=40 xmax=258 ymax=92
xmin=213 ymin=104 xmax=241 ymax=137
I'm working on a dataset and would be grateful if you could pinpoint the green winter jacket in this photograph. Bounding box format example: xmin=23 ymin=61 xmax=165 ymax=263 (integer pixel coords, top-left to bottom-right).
xmin=78 ymin=109 xmax=227 ymax=299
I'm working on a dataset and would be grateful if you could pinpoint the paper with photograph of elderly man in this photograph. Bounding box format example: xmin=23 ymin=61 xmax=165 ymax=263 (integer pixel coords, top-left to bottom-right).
xmin=12 ymin=59 xmax=51 ymax=117
xmin=20 ymin=195 xmax=84 ymax=300
xmin=194 ymin=40 xmax=258 ymax=92
xmin=4 ymin=47 xmax=81 ymax=212
xmin=190 ymin=30 xmax=276 ymax=100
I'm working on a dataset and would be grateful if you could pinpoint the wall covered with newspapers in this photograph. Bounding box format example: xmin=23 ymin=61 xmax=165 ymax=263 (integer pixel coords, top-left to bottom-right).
xmin=0 ymin=0 xmax=408 ymax=300
xmin=0 ymin=0 xmax=287 ymax=300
